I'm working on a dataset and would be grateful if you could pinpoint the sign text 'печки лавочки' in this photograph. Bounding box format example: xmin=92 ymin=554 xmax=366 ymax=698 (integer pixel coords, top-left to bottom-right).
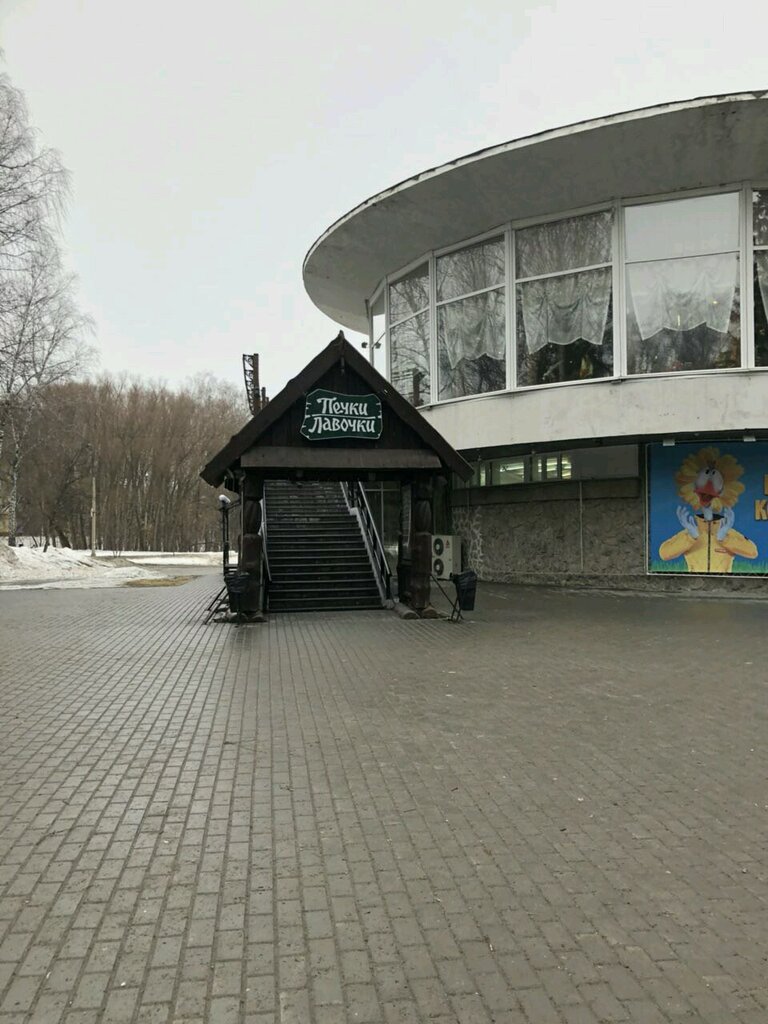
xmin=300 ymin=389 xmax=383 ymax=441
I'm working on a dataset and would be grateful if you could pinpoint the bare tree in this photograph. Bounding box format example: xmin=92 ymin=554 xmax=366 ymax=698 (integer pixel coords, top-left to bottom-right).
xmin=0 ymin=72 xmax=88 ymax=541
xmin=0 ymin=243 xmax=93 ymax=540
xmin=0 ymin=74 xmax=67 ymax=275
xmin=17 ymin=375 xmax=246 ymax=552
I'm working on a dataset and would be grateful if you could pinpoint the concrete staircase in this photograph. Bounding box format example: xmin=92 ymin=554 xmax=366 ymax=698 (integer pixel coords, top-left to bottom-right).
xmin=264 ymin=481 xmax=383 ymax=612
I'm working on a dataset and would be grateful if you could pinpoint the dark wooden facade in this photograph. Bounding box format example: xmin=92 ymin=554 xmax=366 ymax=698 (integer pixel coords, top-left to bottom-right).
xmin=202 ymin=333 xmax=470 ymax=486
xmin=201 ymin=333 xmax=471 ymax=612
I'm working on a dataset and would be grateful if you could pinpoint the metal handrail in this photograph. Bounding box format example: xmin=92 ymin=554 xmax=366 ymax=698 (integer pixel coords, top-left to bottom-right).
xmin=259 ymin=491 xmax=271 ymax=614
xmin=342 ymin=481 xmax=392 ymax=602
xmin=259 ymin=493 xmax=271 ymax=582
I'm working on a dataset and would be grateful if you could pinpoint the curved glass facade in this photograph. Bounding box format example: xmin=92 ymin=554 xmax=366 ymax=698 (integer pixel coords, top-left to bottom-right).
xmin=370 ymin=186 xmax=768 ymax=406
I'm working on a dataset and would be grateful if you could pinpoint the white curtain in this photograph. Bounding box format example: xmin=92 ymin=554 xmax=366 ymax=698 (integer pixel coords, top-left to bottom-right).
xmin=517 ymin=211 xmax=612 ymax=278
xmin=440 ymin=290 xmax=505 ymax=369
xmin=627 ymin=253 xmax=737 ymax=339
xmin=520 ymin=267 xmax=612 ymax=354
xmin=756 ymin=252 xmax=768 ymax=321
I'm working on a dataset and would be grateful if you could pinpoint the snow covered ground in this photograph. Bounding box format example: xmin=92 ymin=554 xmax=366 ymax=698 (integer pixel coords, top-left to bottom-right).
xmin=0 ymin=543 xmax=167 ymax=590
xmin=105 ymin=551 xmax=228 ymax=566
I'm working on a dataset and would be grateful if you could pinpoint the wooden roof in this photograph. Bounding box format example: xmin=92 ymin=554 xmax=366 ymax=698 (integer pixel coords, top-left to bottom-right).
xmin=201 ymin=333 xmax=472 ymax=486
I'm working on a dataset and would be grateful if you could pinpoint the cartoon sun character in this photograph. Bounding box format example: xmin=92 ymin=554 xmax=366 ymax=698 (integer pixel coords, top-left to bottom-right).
xmin=659 ymin=446 xmax=757 ymax=572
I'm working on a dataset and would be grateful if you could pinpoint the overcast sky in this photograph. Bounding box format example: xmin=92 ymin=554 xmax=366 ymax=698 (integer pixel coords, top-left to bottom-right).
xmin=2 ymin=0 xmax=765 ymax=397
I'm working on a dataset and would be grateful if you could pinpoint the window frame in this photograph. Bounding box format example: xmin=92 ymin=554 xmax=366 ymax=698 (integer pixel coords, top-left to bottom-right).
xmin=513 ymin=208 xmax=616 ymax=389
xmin=387 ymin=258 xmax=432 ymax=406
xmin=622 ymin=188 xmax=744 ymax=378
xmin=368 ymin=281 xmax=385 ymax=370
xmin=434 ymin=233 xmax=508 ymax=401
xmin=377 ymin=181 xmax=765 ymax=409
xmin=749 ymin=181 xmax=768 ymax=367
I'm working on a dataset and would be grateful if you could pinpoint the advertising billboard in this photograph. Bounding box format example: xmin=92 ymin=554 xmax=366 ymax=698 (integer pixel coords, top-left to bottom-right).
xmin=648 ymin=441 xmax=768 ymax=575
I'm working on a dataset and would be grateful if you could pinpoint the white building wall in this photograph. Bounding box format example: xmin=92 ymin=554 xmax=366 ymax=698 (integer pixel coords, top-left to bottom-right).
xmin=420 ymin=371 xmax=768 ymax=452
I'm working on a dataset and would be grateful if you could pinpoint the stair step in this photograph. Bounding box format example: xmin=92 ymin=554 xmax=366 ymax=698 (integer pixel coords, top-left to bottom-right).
xmin=268 ymin=598 xmax=383 ymax=611
xmin=268 ymin=540 xmax=368 ymax=548
xmin=268 ymin=514 xmax=352 ymax=520
xmin=264 ymin=481 xmax=380 ymax=613
xmin=270 ymin=582 xmax=380 ymax=593
xmin=269 ymin=526 xmax=360 ymax=534
xmin=272 ymin=569 xmax=376 ymax=577
xmin=269 ymin=564 xmax=371 ymax=572
xmin=269 ymin=564 xmax=374 ymax=573
xmin=269 ymin=548 xmax=370 ymax=558
xmin=268 ymin=552 xmax=370 ymax=560
xmin=269 ymin=543 xmax=364 ymax=550
xmin=271 ymin=584 xmax=377 ymax=591
xmin=268 ymin=557 xmax=370 ymax=565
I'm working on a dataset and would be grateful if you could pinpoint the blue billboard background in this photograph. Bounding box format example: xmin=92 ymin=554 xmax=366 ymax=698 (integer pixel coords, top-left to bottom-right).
xmin=648 ymin=441 xmax=768 ymax=574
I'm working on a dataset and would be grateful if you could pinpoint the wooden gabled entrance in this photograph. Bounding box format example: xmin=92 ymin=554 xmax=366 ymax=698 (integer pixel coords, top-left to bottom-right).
xmin=200 ymin=332 xmax=471 ymax=615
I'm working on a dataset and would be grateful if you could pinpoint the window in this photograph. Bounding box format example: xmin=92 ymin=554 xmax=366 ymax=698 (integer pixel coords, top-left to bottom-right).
xmin=516 ymin=210 xmax=613 ymax=387
xmin=389 ymin=263 xmax=431 ymax=405
xmin=376 ymin=187 xmax=766 ymax=398
xmin=490 ymin=458 xmax=524 ymax=485
xmin=625 ymin=193 xmax=741 ymax=374
xmin=753 ymin=190 xmax=768 ymax=366
xmin=531 ymin=453 xmax=572 ymax=481
xmin=454 ymin=448 xmax=639 ymax=489
xmin=436 ymin=237 xmax=506 ymax=399
xmin=455 ymin=462 xmax=488 ymax=488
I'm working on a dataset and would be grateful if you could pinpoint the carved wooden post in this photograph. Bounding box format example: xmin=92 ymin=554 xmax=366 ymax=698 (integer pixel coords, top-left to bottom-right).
xmin=238 ymin=475 xmax=264 ymax=614
xmin=410 ymin=476 xmax=433 ymax=613
xmin=396 ymin=481 xmax=411 ymax=605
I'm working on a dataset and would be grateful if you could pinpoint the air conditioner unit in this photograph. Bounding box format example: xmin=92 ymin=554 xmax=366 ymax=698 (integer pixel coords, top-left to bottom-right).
xmin=431 ymin=534 xmax=461 ymax=579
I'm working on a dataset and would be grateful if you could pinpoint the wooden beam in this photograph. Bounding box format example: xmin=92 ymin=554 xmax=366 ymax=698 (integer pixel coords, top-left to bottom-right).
xmin=241 ymin=447 xmax=442 ymax=471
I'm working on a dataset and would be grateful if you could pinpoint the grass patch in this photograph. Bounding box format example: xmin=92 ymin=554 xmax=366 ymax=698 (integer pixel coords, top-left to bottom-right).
xmin=649 ymin=559 xmax=768 ymax=576
xmin=123 ymin=576 xmax=196 ymax=588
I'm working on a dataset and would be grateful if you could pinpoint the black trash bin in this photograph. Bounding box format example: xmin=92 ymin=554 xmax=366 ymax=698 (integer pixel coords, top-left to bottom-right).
xmin=449 ymin=569 xmax=477 ymax=620
xmin=225 ymin=571 xmax=254 ymax=622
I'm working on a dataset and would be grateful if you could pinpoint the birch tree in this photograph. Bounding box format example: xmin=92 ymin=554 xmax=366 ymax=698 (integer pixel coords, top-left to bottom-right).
xmin=0 ymin=244 xmax=92 ymax=540
xmin=0 ymin=73 xmax=89 ymax=540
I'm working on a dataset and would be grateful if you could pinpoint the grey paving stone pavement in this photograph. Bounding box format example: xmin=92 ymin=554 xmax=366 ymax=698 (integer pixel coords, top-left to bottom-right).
xmin=1 ymin=576 xmax=767 ymax=1023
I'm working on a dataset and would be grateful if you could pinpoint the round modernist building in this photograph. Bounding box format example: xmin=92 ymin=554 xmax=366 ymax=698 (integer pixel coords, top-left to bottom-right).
xmin=304 ymin=93 xmax=768 ymax=589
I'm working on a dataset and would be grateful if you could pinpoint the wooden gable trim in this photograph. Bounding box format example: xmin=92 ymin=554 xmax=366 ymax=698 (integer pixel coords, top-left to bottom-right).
xmin=201 ymin=333 xmax=472 ymax=485
xmin=241 ymin=447 xmax=443 ymax=471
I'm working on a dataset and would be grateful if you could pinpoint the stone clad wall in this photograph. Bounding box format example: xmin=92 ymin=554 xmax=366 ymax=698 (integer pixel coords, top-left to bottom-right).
xmin=452 ymin=479 xmax=645 ymax=583
xmin=452 ymin=477 xmax=768 ymax=594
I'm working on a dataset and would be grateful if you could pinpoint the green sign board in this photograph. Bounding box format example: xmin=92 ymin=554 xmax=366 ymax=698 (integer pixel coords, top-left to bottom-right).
xmin=300 ymin=389 xmax=383 ymax=441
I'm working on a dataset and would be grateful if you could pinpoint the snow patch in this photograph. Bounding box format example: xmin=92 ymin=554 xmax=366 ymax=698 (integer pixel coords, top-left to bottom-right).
xmin=0 ymin=542 xmax=164 ymax=589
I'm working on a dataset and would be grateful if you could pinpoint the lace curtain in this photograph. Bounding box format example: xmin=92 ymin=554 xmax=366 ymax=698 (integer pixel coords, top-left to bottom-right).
xmin=627 ymin=253 xmax=737 ymax=339
xmin=439 ymin=290 xmax=505 ymax=369
xmin=519 ymin=267 xmax=612 ymax=354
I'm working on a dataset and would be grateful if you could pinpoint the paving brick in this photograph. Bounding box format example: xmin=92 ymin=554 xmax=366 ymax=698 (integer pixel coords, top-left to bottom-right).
xmin=1 ymin=577 xmax=768 ymax=1022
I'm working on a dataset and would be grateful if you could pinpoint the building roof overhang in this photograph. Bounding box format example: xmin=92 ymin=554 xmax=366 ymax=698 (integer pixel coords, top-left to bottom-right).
xmin=303 ymin=92 xmax=768 ymax=334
